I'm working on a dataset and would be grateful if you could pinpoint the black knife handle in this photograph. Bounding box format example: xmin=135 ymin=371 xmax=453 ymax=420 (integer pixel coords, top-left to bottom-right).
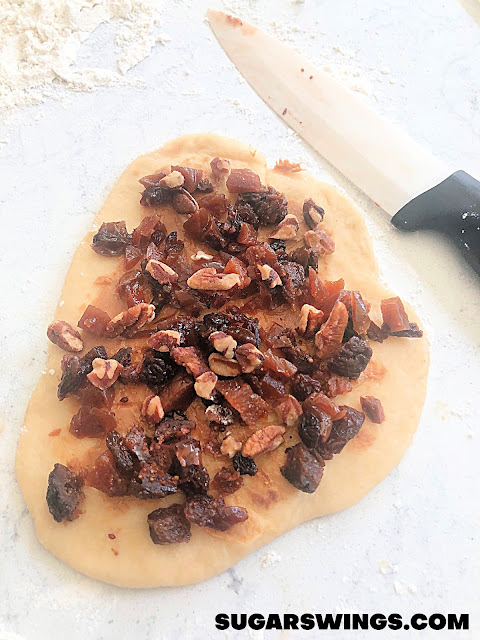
xmin=391 ymin=170 xmax=480 ymax=276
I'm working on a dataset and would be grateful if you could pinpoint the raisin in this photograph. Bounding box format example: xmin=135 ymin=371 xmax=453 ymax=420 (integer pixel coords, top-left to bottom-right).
xmin=92 ymin=221 xmax=130 ymax=256
xmin=232 ymin=452 xmax=257 ymax=476
xmin=46 ymin=463 xmax=85 ymax=522
xmin=280 ymin=443 xmax=324 ymax=493
xmin=211 ymin=467 xmax=244 ymax=495
xmin=360 ymin=396 xmax=385 ymax=424
xmin=141 ymin=350 xmax=177 ymax=392
xmin=329 ymin=336 xmax=372 ymax=380
xmin=70 ymin=406 xmax=116 ymax=438
xmin=111 ymin=347 xmax=132 ymax=368
xmin=184 ymin=494 xmax=248 ymax=531
xmin=148 ymin=504 xmax=191 ymax=545
xmin=319 ymin=406 xmax=365 ymax=459
xmin=298 ymin=411 xmax=333 ymax=449
xmin=291 ymin=373 xmax=324 ymax=402
xmin=242 ymin=187 xmax=288 ymax=226
xmin=281 ymin=346 xmax=315 ymax=375
xmin=164 ymin=231 xmax=185 ymax=259
xmin=269 ymin=238 xmax=286 ymax=253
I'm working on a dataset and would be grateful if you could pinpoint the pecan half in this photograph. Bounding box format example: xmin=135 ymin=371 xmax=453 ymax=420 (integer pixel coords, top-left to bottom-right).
xmin=304 ymin=229 xmax=335 ymax=255
xmin=258 ymin=264 xmax=282 ymax=288
xmin=158 ymin=170 xmax=184 ymax=189
xmin=209 ymin=331 xmax=237 ymax=359
xmin=276 ymin=395 xmax=303 ymax=427
xmin=171 ymin=346 xmax=209 ymax=378
xmin=208 ymin=353 xmax=242 ymax=377
xmin=194 ymin=371 xmax=218 ymax=400
xmin=141 ymin=395 xmax=165 ymax=424
xmin=242 ymin=425 xmax=285 ymax=457
xmin=187 ymin=268 xmax=240 ymax=291
xmin=303 ymin=198 xmax=325 ymax=229
xmin=220 ymin=435 xmax=243 ymax=458
xmin=105 ymin=303 xmax=155 ymax=338
xmin=87 ymin=358 xmax=123 ymax=389
xmin=172 ymin=189 xmax=199 ymax=215
xmin=270 ymin=213 xmax=299 ymax=240
xmin=47 ymin=321 xmax=84 ymax=353
xmin=210 ymin=157 xmax=231 ymax=180
xmin=235 ymin=343 xmax=264 ymax=373
xmin=147 ymin=330 xmax=181 ymax=352
xmin=298 ymin=304 xmax=324 ymax=337
xmin=146 ymin=259 xmax=178 ymax=284
xmin=191 ymin=250 xmax=214 ymax=261
xmin=315 ymin=301 xmax=348 ymax=358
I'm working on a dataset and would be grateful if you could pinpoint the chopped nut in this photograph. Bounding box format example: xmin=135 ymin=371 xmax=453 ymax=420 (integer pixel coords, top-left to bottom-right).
xmin=187 ymin=268 xmax=241 ymax=291
xmin=303 ymin=198 xmax=325 ymax=229
xmin=191 ymin=251 xmax=214 ymax=261
xmin=299 ymin=304 xmax=324 ymax=337
xmin=304 ymin=229 xmax=335 ymax=255
xmin=172 ymin=189 xmax=199 ymax=215
xmin=277 ymin=395 xmax=303 ymax=427
xmin=194 ymin=371 xmax=218 ymax=400
xmin=315 ymin=301 xmax=349 ymax=358
xmin=171 ymin=347 xmax=209 ymax=378
xmin=258 ymin=264 xmax=282 ymax=288
xmin=47 ymin=321 xmax=84 ymax=353
xmin=210 ymin=157 xmax=231 ymax=180
xmin=147 ymin=329 xmax=182 ymax=352
xmin=220 ymin=435 xmax=242 ymax=458
xmin=87 ymin=358 xmax=123 ymax=390
xmin=209 ymin=331 xmax=237 ymax=359
xmin=242 ymin=425 xmax=286 ymax=457
xmin=235 ymin=343 xmax=265 ymax=373
xmin=270 ymin=213 xmax=299 ymax=240
xmin=158 ymin=170 xmax=184 ymax=189
xmin=146 ymin=259 xmax=178 ymax=284
xmin=205 ymin=404 xmax=234 ymax=426
xmin=141 ymin=395 xmax=165 ymax=424
xmin=105 ymin=303 xmax=155 ymax=338
xmin=208 ymin=353 xmax=242 ymax=377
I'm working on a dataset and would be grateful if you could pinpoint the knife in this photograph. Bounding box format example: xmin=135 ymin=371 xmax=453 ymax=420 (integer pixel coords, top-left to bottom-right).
xmin=207 ymin=10 xmax=480 ymax=276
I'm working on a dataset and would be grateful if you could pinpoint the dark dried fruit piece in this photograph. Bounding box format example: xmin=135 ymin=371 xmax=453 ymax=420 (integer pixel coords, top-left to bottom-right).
xmin=211 ymin=467 xmax=244 ymax=495
xmin=78 ymin=305 xmax=111 ymax=336
xmin=130 ymin=462 xmax=178 ymax=499
xmin=155 ymin=413 xmax=196 ymax=444
xmin=57 ymin=345 xmax=107 ymax=400
xmin=178 ymin=464 xmax=210 ymax=497
xmin=232 ymin=451 xmax=257 ymax=476
xmin=111 ymin=347 xmax=132 ymax=368
xmin=46 ymin=463 xmax=85 ymax=522
xmin=298 ymin=411 xmax=333 ymax=449
xmin=280 ymin=444 xmax=324 ymax=493
xmin=216 ymin=378 xmax=268 ymax=426
xmin=242 ymin=187 xmax=288 ymax=226
xmin=132 ymin=216 xmax=167 ymax=249
xmin=159 ymin=371 xmax=196 ymax=413
xmin=360 ymin=396 xmax=385 ymax=424
xmin=380 ymin=297 xmax=410 ymax=332
xmin=140 ymin=185 xmax=173 ymax=207
xmin=86 ymin=451 xmax=129 ymax=496
xmin=390 ymin=322 xmax=423 ymax=338
xmin=106 ymin=430 xmax=135 ymax=475
xmin=291 ymin=373 xmax=324 ymax=402
xmin=282 ymin=261 xmax=306 ymax=305
xmin=141 ymin=350 xmax=177 ymax=392
xmin=329 ymin=336 xmax=372 ymax=380
xmin=184 ymin=494 xmax=248 ymax=531
xmin=92 ymin=221 xmax=130 ymax=256
xmin=226 ymin=168 xmax=263 ymax=194
xmin=320 ymin=406 xmax=365 ymax=459
xmin=69 ymin=405 xmax=116 ymax=438
xmin=367 ymin=320 xmax=389 ymax=343
xmin=148 ymin=504 xmax=191 ymax=545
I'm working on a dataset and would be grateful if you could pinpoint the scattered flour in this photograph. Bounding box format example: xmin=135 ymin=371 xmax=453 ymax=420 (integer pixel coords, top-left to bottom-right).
xmin=260 ymin=550 xmax=282 ymax=567
xmin=0 ymin=0 xmax=166 ymax=113
xmin=377 ymin=559 xmax=398 ymax=575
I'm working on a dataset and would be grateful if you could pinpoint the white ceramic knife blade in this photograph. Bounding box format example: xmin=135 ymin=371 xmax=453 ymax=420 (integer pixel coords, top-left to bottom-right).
xmin=207 ymin=9 xmax=449 ymax=217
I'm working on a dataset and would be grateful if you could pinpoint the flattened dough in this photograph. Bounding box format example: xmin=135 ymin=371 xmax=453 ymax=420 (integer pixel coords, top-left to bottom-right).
xmin=16 ymin=134 xmax=429 ymax=587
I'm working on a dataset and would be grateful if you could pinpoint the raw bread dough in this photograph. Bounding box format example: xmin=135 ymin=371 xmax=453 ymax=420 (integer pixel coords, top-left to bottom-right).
xmin=16 ymin=134 xmax=429 ymax=587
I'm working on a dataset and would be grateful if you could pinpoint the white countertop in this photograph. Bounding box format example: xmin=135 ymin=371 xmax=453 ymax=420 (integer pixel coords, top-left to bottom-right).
xmin=1 ymin=1 xmax=479 ymax=638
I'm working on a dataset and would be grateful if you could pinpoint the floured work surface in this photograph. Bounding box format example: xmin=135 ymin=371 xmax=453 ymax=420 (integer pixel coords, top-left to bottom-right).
xmin=16 ymin=134 xmax=428 ymax=587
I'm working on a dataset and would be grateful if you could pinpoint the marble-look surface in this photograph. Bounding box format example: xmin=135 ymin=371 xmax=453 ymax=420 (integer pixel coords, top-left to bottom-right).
xmin=0 ymin=0 xmax=479 ymax=638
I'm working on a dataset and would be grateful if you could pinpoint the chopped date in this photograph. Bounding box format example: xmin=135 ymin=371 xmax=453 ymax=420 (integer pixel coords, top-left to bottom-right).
xmin=87 ymin=451 xmax=129 ymax=496
xmin=178 ymin=464 xmax=210 ymax=497
xmin=140 ymin=185 xmax=173 ymax=207
xmin=92 ymin=221 xmax=130 ymax=256
xmin=57 ymin=345 xmax=107 ymax=400
xmin=281 ymin=261 xmax=306 ymax=304
xmin=74 ymin=384 xmax=115 ymax=409
xmin=319 ymin=406 xmax=365 ymax=459
xmin=216 ymin=378 xmax=268 ymax=425
xmin=367 ymin=320 xmax=389 ymax=343
xmin=69 ymin=405 xmax=116 ymax=438
xmin=360 ymin=396 xmax=385 ymax=424
xmin=184 ymin=494 xmax=248 ymax=531
xmin=46 ymin=463 xmax=85 ymax=522
xmin=148 ymin=504 xmax=191 ymax=545
xmin=78 ymin=305 xmax=111 ymax=336
xmin=329 ymin=336 xmax=372 ymax=380
xmin=171 ymin=165 xmax=205 ymax=193
xmin=158 ymin=371 xmax=196 ymax=414
xmin=232 ymin=451 xmax=258 ymax=476
xmin=155 ymin=413 xmax=196 ymax=444
xmin=280 ymin=346 xmax=315 ymax=375
xmin=106 ymin=430 xmax=135 ymax=475
xmin=211 ymin=467 xmax=244 ymax=495
xmin=289 ymin=246 xmax=319 ymax=274
xmin=390 ymin=322 xmax=423 ymax=338
xmin=303 ymin=391 xmax=344 ymax=420
xmin=351 ymin=291 xmax=371 ymax=334
xmin=280 ymin=444 xmax=324 ymax=494
xmin=259 ymin=372 xmax=287 ymax=401
xmin=298 ymin=411 xmax=333 ymax=449
xmin=226 ymin=168 xmax=263 ymax=194
xmin=132 ymin=216 xmax=167 ymax=249
xmin=380 ymin=297 xmax=410 ymax=332
xmin=291 ymin=373 xmax=324 ymax=402
xmin=261 ymin=323 xmax=296 ymax=349
xmin=263 ymin=350 xmax=297 ymax=379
